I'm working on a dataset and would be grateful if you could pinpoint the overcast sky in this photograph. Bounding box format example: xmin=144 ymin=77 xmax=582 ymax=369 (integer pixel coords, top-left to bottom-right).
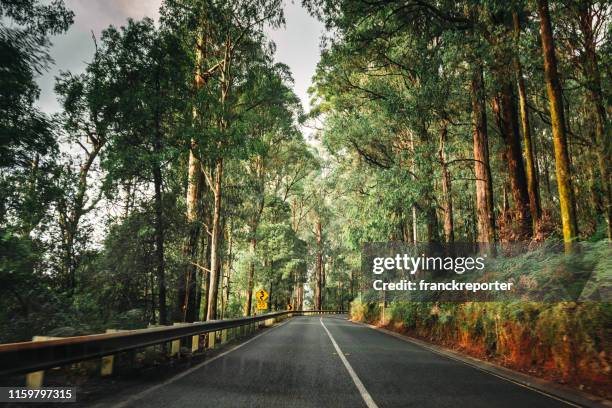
xmin=37 ymin=0 xmax=325 ymax=122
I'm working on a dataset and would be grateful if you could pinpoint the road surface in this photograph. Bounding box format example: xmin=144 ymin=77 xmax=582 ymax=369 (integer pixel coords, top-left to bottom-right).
xmin=110 ymin=315 xmax=571 ymax=408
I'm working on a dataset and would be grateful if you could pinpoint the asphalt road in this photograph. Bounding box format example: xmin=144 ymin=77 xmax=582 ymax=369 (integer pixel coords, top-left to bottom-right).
xmin=111 ymin=315 xmax=570 ymax=408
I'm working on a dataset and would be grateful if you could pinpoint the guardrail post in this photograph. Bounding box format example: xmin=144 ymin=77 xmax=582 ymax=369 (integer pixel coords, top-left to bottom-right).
xmin=26 ymin=336 xmax=61 ymax=388
xmin=101 ymin=329 xmax=121 ymax=376
xmin=170 ymin=323 xmax=184 ymax=357
xmin=192 ymin=333 xmax=200 ymax=353
xmin=190 ymin=321 xmax=205 ymax=353
xmin=208 ymin=331 xmax=216 ymax=349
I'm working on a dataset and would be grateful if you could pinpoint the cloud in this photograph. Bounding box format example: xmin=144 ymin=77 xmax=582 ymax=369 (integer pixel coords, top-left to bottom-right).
xmin=36 ymin=0 xmax=162 ymax=113
xmin=67 ymin=0 xmax=161 ymax=33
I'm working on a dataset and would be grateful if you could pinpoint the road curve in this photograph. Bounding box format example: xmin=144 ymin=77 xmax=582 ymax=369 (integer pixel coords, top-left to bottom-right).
xmin=110 ymin=315 xmax=569 ymax=408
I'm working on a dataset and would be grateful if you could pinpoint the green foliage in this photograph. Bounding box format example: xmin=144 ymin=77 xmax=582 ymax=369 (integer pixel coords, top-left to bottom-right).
xmin=0 ymin=0 xmax=73 ymax=167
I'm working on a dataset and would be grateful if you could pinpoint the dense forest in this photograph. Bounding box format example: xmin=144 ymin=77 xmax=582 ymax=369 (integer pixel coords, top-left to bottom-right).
xmin=0 ymin=0 xmax=610 ymax=347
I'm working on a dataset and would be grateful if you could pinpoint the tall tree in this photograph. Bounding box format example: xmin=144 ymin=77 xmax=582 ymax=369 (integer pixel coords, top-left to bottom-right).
xmin=470 ymin=63 xmax=496 ymax=244
xmin=536 ymin=0 xmax=579 ymax=246
xmin=94 ymin=20 xmax=190 ymax=324
xmin=512 ymin=6 xmax=542 ymax=229
xmin=571 ymin=0 xmax=610 ymax=239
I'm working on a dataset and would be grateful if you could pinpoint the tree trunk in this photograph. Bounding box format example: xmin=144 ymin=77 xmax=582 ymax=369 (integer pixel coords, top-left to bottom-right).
xmin=426 ymin=206 xmax=439 ymax=243
xmin=179 ymin=19 xmax=208 ymax=321
xmin=196 ymin=213 xmax=211 ymax=320
xmin=412 ymin=206 xmax=418 ymax=242
xmin=513 ymin=10 xmax=542 ymax=229
xmin=315 ymin=219 xmax=323 ymax=310
xmin=194 ymin=229 xmax=207 ymax=319
xmin=470 ymin=64 xmax=496 ymax=243
xmin=577 ymin=2 xmax=611 ymax=239
xmin=221 ymin=222 xmax=232 ymax=318
xmin=152 ymin=154 xmax=166 ymax=325
xmin=206 ymin=158 xmax=223 ymax=320
xmin=536 ymin=0 xmax=579 ymax=247
xmin=408 ymin=131 xmax=418 ymax=243
xmin=178 ymin=146 xmax=202 ymax=322
xmin=321 ymin=256 xmax=326 ymax=306
xmin=269 ymin=277 xmax=274 ymax=312
xmin=59 ymin=138 xmax=104 ymax=295
xmin=492 ymin=78 xmax=533 ymax=239
xmin=438 ymin=125 xmax=454 ymax=242
xmin=338 ymin=269 xmax=344 ymax=311
xmin=298 ymin=284 xmax=304 ymax=310
xmin=244 ymin=237 xmax=256 ymax=316
xmin=587 ymin=161 xmax=602 ymax=232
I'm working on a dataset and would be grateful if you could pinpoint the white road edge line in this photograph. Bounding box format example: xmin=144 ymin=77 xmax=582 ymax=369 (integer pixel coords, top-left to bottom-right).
xmin=320 ymin=317 xmax=379 ymax=408
xmin=104 ymin=319 xmax=291 ymax=408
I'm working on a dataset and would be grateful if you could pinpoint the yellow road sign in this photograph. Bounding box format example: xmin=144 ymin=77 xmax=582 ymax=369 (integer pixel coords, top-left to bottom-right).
xmin=287 ymin=304 xmax=293 ymax=311
xmin=256 ymin=300 xmax=268 ymax=310
xmin=255 ymin=288 xmax=269 ymax=302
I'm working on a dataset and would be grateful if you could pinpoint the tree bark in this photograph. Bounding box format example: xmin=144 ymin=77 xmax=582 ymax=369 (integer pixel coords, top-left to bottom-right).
xmin=197 ymin=228 xmax=211 ymax=320
xmin=513 ymin=9 xmax=542 ymax=228
xmin=536 ymin=0 xmax=579 ymax=247
xmin=178 ymin=146 xmax=202 ymax=322
xmin=576 ymin=2 xmax=611 ymax=239
xmin=438 ymin=125 xmax=454 ymax=242
xmin=179 ymin=19 xmax=209 ymax=321
xmin=409 ymin=131 xmax=418 ymax=243
xmin=152 ymin=140 xmax=167 ymax=325
xmin=315 ymin=219 xmax=323 ymax=310
xmin=470 ymin=64 xmax=496 ymax=243
xmin=426 ymin=205 xmax=439 ymax=243
xmin=193 ymin=228 xmax=205 ymax=318
xmin=297 ymin=283 xmax=304 ymax=310
xmin=491 ymin=77 xmax=533 ymax=239
xmin=206 ymin=158 xmax=223 ymax=320
xmin=221 ymin=222 xmax=232 ymax=318
xmin=243 ymin=155 xmax=265 ymax=316
xmin=244 ymin=237 xmax=256 ymax=316
xmin=321 ymin=256 xmax=326 ymax=305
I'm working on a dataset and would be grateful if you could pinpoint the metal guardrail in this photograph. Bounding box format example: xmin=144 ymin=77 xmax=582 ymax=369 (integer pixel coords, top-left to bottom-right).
xmin=0 ymin=310 xmax=344 ymax=376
